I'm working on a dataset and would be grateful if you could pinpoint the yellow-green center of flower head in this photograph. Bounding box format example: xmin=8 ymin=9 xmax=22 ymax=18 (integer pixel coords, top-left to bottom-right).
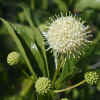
xmin=7 ymin=51 xmax=20 ymax=66
xmin=35 ymin=77 xmax=51 ymax=95
xmin=84 ymin=71 xmax=100 ymax=85
xmin=47 ymin=14 xmax=92 ymax=59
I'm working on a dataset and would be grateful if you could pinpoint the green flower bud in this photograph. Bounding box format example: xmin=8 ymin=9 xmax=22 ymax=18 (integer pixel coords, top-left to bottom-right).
xmin=61 ymin=98 xmax=69 ymax=100
xmin=35 ymin=77 xmax=51 ymax=95
xmin=84 ymin=71 xmax=100 ymax=85
xmin=7 ymin=51 xmax=20 ymax=66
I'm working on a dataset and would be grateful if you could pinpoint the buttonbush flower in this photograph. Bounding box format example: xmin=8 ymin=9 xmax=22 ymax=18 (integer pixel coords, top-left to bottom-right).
xmin=46 ymin=13 xmax=92 ymax=59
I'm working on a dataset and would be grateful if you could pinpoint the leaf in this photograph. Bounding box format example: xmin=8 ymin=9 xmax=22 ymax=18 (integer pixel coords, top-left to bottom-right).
xmin=54 ymin=0 xmax=68 ymax=11
xmin=93 ymin=32 xmax=100 ymax=55
xmin=37 ymin=94 xmax=53 ymax=100
xmin=0 ymin=18 xmax=37 ymax=80
xmin=19 ymin=77 xmax=33 ymax=97
xmin=55 ymin=59 xmax=77 ymax=89
xmin=23 ymin=7 xmax=49 ymax=77
xmin=41 ymin=0 xmax=48 ymax=9
xmin=75 ymin=0 xmax=100 ymax=11
xmin=11 ymin=23 xmax=47 ymax=76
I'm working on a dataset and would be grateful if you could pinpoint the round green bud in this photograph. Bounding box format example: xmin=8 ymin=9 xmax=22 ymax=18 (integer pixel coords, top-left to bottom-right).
xmin=84 ymin=71 xmax=100 ymax=85
xmin=7 ymin=51 xmax=20 ymax=66
xmin=61 ymin=98 xmax=69 ymax=100
xmin=35 ymin=77 xmax=51 ymax=95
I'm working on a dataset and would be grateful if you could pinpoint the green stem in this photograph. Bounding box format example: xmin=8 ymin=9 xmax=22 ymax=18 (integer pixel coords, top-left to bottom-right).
xmin=52 ymin=56 xmax=65 ymax=87
xmin=22 ymin=70 xmax=30 ymax=78
xmin=31 ymin=0 xmax=35 ymax=10
xmin=20 ymin=77 xmax=34 ymax=97
xmin=54 ymin=80 xmax=86 ymax=93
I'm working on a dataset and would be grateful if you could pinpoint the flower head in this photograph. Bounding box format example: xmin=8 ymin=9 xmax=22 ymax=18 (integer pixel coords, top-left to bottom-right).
xmin=35 ymin=77 xmax=51 ymax=95
xmin=84 ymin=71 xmax=100 ymax=85
xmin=7 ymin=51 xmax=20 ymax=66
xmin=46 ymin=13 xmax=92 ymax=59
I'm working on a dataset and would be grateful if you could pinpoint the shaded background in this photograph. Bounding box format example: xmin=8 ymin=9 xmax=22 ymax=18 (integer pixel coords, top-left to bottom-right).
xmin=0 ymin=0 xmax=100 ymax=100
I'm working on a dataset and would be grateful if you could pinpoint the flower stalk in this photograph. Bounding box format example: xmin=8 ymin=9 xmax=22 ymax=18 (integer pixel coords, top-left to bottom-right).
xmin=52 ymin=56 xmax=65 ymax=87
xmin=54 ymin=80 xmax=86 ymax=93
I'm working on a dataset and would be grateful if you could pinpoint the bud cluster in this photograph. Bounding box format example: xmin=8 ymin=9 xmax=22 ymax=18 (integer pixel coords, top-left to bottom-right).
xmin=7 ymin=51 xmax=20 ymax=66
xmin=84 ymin=71 xmax=99 ymax=85
xmin=35 ymin=77 xmax=51 ymax=95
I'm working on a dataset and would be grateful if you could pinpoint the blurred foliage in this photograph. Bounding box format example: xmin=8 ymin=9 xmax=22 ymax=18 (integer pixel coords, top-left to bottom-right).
xmin=0 ymin=0 xmax=100 ymax=100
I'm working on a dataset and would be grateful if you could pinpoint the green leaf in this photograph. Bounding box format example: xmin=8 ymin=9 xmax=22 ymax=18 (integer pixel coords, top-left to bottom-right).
xmin=19 ymin=77 xmax=33 ymax=97
xmin=75 ymin=0 xmax=100 ymax=11
xmin=93 ymin=32 xmax=100 ymax=55
xmin=41 ymin=0 xmax=48 ymax=9
xmin=37 ymin=94 xmax=53 ymax=100
xmin=11 ymin=23 xmax=47 ymax=76
xmin=0 ymin=18 xmax=37 ymax=80
xmin=54 ymin=0 xmax=68 ymax=11
xmin=55 ymin=59 xmax=76 ymax=89
xmin=23 ymin=7 xmax=49 ymax=77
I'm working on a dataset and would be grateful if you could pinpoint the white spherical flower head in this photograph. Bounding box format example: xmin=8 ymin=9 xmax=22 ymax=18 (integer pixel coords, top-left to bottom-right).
xmin=46 ymin=14 xmax=92 ymax=59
